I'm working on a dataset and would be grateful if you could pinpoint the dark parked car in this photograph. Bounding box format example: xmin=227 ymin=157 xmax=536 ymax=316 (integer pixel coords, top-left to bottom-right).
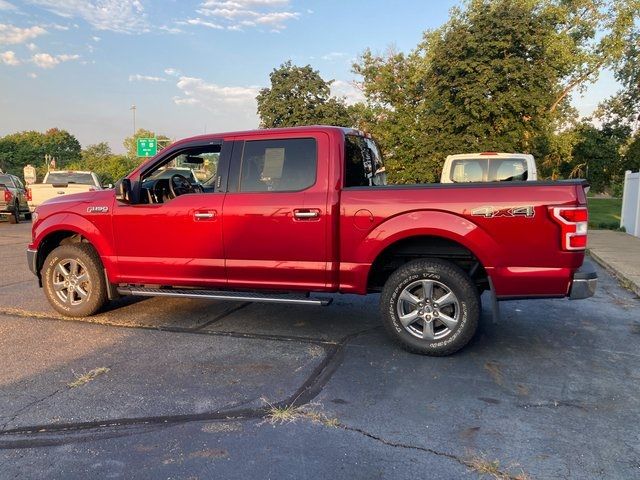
xmin=0 ymin=173 xmax=31 ymax=224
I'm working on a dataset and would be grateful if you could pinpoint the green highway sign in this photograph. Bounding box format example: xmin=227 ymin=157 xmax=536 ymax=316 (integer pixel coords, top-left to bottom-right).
xmin=137 ymin=138 xmax=157 ymax=157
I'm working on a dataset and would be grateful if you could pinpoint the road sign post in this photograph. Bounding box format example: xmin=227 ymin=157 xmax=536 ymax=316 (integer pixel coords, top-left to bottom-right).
xmin=137 ymin=138 xmax=158 ymax=157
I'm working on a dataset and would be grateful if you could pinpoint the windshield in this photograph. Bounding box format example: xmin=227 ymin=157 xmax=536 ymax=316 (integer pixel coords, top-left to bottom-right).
xmin=46 ymin=172 xmax=95 ymax=185
xmin=344 ymin=134 xmax=387 ymax=187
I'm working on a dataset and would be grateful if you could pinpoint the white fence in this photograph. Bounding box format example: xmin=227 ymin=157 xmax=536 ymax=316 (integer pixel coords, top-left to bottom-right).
xmin=621 ymin=170 xmax=640 ymax=237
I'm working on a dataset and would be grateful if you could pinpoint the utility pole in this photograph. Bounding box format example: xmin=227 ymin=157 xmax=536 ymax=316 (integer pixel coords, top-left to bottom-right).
xmin=130 ymin=104 xmax=137 ymax=136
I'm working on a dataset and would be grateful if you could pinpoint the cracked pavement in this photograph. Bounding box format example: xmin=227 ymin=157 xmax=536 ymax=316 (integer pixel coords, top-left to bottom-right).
xmin=1 ymin=222 xmax=639 ymax=479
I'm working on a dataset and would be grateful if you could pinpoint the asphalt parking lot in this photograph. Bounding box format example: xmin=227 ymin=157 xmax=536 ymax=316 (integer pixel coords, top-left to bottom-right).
xmin=1 ymin=221 xmax=639 ymax=479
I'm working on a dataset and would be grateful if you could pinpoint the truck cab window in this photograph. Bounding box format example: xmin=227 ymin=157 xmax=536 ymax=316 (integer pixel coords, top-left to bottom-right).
xmin=140 ymin=145 xmax=220 ymax=203
xmin=344 ymin=135 xmax=387 ymax=187
xmin=239 ymin=138 xmax=317 ymax=192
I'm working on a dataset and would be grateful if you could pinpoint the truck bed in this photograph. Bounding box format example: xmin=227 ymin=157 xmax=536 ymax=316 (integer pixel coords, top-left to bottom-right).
xmin=339 ymin=179 xmax=587 ymax=297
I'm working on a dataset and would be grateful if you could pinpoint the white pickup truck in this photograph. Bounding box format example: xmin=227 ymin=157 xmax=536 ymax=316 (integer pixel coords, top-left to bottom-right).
xmin=28 ymin=171 xmax=102 ymax=212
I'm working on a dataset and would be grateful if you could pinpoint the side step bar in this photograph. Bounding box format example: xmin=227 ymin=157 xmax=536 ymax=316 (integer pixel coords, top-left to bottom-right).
xmin=116 ymin=286 xmax=333 ymax=306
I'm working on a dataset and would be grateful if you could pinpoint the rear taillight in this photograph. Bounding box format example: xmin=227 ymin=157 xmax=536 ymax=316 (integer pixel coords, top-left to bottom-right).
xmin=26 ymin=188 xmax=32 ymax=201
xmin=3 ymin=189 xmax=11 ymax=203
xmin=549 ymin=206 xmax=588 ymax=251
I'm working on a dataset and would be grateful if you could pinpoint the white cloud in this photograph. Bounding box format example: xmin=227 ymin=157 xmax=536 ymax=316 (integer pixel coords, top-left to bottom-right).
xmin=173 ymin=76 xmax=259 ymax=115
xmin=158 ymin=25 xmax=182 ymax=34
xmin=331 ymin=80 xmax=365 ymax=105
xmin=28 ymin=72 xmax=37 ymax=78
xmin=0 ymin=24 xmax=47 ymax=45
xmin=252 ymin=11 xmax=298 ymax=25
xmin=183 ymin=18 xmax=224 ymax=29
xmin=164 ymin=67 xmax=180 ymax=76
xmin=321 ymin=51 xmax=347 ymax=61
xmin=193 ymin=0 xmax=299 ymax=31
xmin=91 ymin=36 xmax=100 ymax=42
xmin=28 ymin=1 xmax=147 ymax=34
xmin=173 ymin=96 xmax=199 ymax=106
xmin=32 ymin=52 xmax=80 ymax=68
xmin=50 ymin=23 xmax=70 ymax=31
xmin=26 ymin=42 xmax=38 ymax=51
xmin=0 ymin=50 xmax=19 ymax=65
xmin=0 ymin=0 xmax=16 ymax=10
xmin=129 ymin=73 xmax=166 ymax=82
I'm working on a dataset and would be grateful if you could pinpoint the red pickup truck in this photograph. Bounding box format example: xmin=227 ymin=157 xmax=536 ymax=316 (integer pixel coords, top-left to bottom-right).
xmin=27 ymin=126 xmax=596 ymax=355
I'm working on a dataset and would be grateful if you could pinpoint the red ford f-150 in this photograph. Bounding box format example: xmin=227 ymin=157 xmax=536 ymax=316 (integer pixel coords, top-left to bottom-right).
xmin=27 ymin=126 xmax=597 ymax=355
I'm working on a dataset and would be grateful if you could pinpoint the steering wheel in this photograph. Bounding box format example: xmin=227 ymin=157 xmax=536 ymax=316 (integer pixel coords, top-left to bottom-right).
xmin=168 ymin=173 xmax=194 ymax=198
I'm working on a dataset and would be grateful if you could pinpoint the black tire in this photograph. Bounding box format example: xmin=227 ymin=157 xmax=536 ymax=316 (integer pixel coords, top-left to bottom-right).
xmin=42 ymin=243 xmax=108 ymax=317
xmin=25 ymin=211 xmax=32 ymax=221
xmin=380 ymin=259 xmax=480 ymax=356
xmin=8 ymin=203 xmax=19 ymax=224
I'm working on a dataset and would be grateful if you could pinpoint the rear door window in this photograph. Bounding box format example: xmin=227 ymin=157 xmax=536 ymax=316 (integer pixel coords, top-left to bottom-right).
xmin=239 ymin=138 xmax=317 ymax=192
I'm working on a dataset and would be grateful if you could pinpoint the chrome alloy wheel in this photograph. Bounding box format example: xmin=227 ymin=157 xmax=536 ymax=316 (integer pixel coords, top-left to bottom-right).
xmin=396 ymin=279 xmax=460 ymax=340
xmin=52 ymin=258 xmax=91 ymax=306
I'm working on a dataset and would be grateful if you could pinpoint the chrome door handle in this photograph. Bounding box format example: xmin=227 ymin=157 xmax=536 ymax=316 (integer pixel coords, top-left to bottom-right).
xmin=194 ymin=211 xmax=215 ymax=219
xmin=293 ymin=209 xmax=320 ymax=219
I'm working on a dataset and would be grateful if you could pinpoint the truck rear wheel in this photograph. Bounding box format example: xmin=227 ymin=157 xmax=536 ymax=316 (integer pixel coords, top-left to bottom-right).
xmin=8 ymin=202 xmax=19 ymax=224
xmin=42 ymin=243 xmax=108 ymax=317
xmin=380 ymin=259 xmax=479 ymax=356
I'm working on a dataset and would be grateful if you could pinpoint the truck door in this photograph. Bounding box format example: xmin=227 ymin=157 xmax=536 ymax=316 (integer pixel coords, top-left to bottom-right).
xmin=112 ymin=140 xmax=230 ymax=287
xmin=222 ymin=132 xmax=330 ymax=290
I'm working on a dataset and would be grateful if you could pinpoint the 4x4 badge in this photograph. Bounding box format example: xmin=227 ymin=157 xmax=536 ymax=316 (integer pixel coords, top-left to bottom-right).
xmin=471 ymin=206 xmax=535 ymax=218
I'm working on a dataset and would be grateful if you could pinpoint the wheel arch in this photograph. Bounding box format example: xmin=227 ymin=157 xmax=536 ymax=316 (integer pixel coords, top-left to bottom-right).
xmin=367 ymin=234 xmax=490 ymax=292
xmin=357 ymin=211 xmax=500 ymax=293
xmin=33 ymin=213 xmax=114 ymax=280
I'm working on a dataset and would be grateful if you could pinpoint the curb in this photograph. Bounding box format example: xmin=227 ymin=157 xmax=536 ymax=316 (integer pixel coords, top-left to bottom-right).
xmin=587 ymin=250 xmax=640 ymax=297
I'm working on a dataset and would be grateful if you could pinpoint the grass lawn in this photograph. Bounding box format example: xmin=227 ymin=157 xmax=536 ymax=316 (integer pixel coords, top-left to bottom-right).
xmin=587 ymin=197 xmax=622 ymax=230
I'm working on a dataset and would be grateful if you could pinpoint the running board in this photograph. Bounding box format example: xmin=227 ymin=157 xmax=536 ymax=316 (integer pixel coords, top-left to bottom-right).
xmin=116 ymin=286 xmax=333 ymax=306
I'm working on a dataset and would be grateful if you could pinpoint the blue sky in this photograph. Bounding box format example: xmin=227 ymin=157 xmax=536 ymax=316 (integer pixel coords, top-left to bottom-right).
xmin=0 ymin=0 xmax=619 ymax=153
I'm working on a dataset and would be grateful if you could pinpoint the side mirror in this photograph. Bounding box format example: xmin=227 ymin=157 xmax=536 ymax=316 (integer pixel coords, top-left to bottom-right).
xmin=115 ymin=178 xmax=131 ymax=203
xmin=103 ymin=183 xmax=113 ymax=189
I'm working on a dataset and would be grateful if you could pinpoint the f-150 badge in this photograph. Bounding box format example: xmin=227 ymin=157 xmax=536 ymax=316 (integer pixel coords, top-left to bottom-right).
xmin=87 ymin=206 xmax=109 ymax=213
xmin=471 ymin=206 xmax=535 ymax=218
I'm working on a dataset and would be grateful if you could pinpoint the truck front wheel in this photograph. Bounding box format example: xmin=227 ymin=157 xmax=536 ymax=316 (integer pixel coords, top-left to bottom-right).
xmin=380 ymin=259 xmax=480 ymax=356
xmin=42 ymin=243 xmax=108 ymax=317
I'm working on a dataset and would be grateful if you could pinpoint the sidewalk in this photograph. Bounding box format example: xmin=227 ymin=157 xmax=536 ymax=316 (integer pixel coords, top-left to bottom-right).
xmin=588 ymin=229 xmax=640 ymax=296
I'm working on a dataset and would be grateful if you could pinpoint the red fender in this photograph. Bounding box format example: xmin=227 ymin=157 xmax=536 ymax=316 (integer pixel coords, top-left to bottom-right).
xmin=32 ymin=212 xmax=118 ymax=280
xmin=340 ymin=210 xmax=500 ymax=294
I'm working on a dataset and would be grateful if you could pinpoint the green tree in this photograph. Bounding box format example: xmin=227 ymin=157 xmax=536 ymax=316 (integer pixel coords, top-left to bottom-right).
xmin=596 ymin=30 xmax=640 ymax=130
xmin=43 ymin=128 xmax=82 ymax=165
xmin=123 ymin=128 xmax=171 ymax=158
xmin=67 ymin=142 xmax=139 ymax=185
xmin=0 ymin=129 xmax=81 ymax=175
xmin=352 ymin=0 xmax=640 ymax=183
xmin=256 ymin=61 xmax=353 ymax=128
xmin=624 ymin=133 xmax=640 ymax=172
xmin=569 ymin=122 xmax=630 ymax=192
